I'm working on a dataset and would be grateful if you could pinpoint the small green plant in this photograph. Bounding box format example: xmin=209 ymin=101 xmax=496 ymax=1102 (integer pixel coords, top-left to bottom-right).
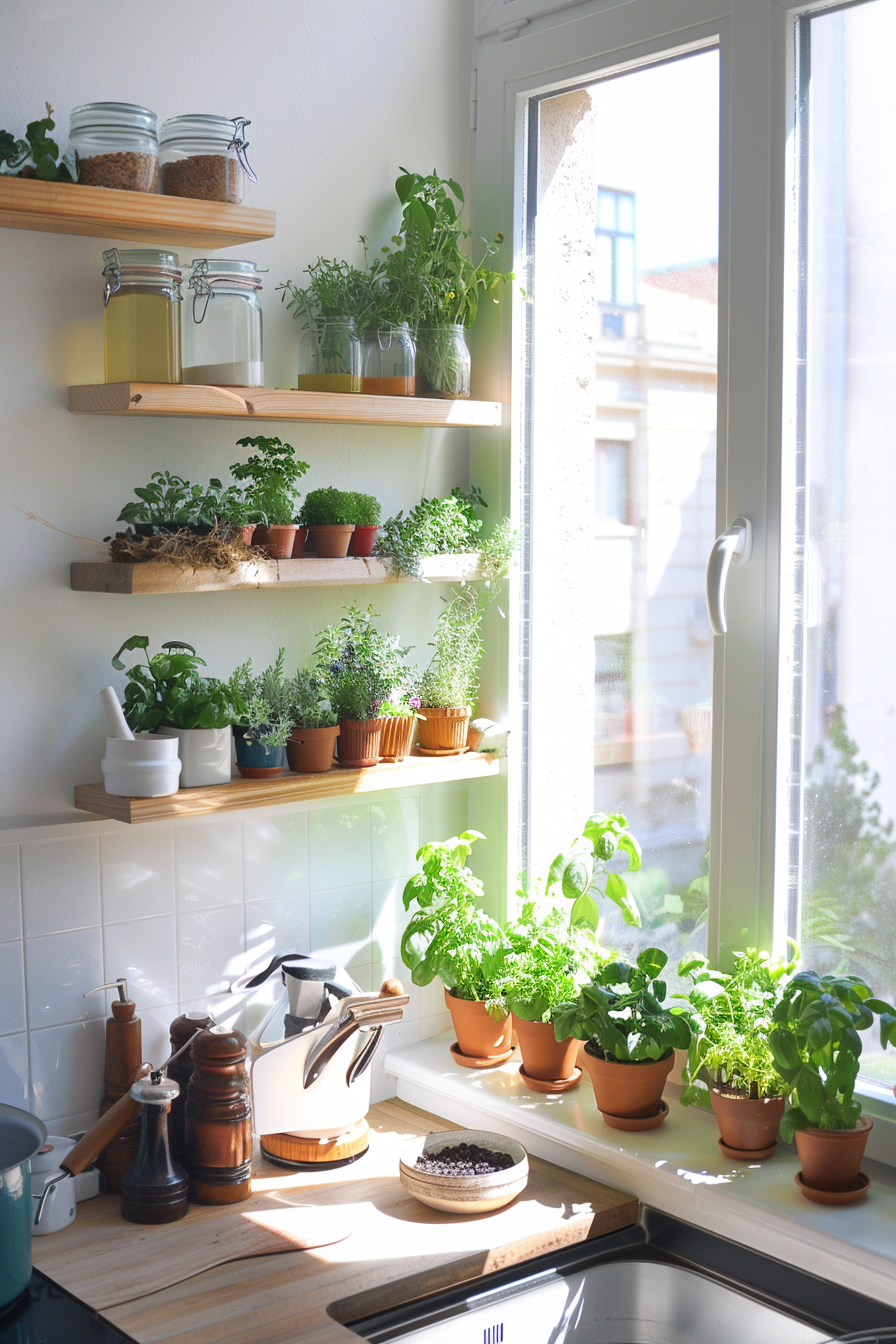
xmin=298 ymin=487 xmax=355 ymax=527
xmin=400 ymin=831 xmax=509 ymax=1010
xmin=553 ymin=948 xmax=692 ymax=1062
xmin=374 ymin=488 xmax=485 ymax=578
xmin=278 ymin=254 xmax=381 ymax=331
xmin=228 ymin=650 xmax=294 ymax=752
xmin=346 ymin=492 xmax=381 ymax=528
xmin=112 ymin=636 xmax=240 ymax=733
xmin=0 ymin=104 xmax=77 ymax=181
xmin=117 ymin=472 xmax=216 ymax=529
xmin=230 ymin=436 xmax=309 ymax=526
xmin=546 ymin=813 xmax=644 ymax=933
xmin=315 ymin=604 xmax=411 ymax=722
xmin=494 ymin=904 xmax=608 ymax=1024
xmin=417 ymin=583 xmax=482 ymax=710
xmin=204 ymin=481 xmax=258 ymax=531
xmin=284 ymin=669 xmax=337 ymax=729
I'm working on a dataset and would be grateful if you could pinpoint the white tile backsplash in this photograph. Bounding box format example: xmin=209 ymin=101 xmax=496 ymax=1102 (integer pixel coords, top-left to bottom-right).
xmin=308 ymin=804 xmax=371 ymax=892
xmin=21 ymin=837 xmax=100 ymax=936
xmin=29 ymin=1019 xmax=105 ymax=1122
xmin=175 ymin=820 xmax=244 ymax=910
xmin=245 ymin=893 xmax=311 ymax=969
xmin=243 ymin=813 xmax=309 ymax=903
xmin=24 ymin=928 xmax=104 ymax=1029
xmin=103 ymin=915 xmax=178 ymax=1011
xmin=0 ymin=940 xmax=26 ymax=1035
xmin=0 ymin=845 xmax=22 ymax=942
xmin=177 ymin=905 xmax=247 ymax=1001
xmin=370 ymin=797 xmax=419 ymax=882
xmin=0 ymin=1033 xmax=30 ymax=1109
xmin=101 ymin=828 xmax=175 ymax=923
xmin=309 ymin=882 xmax=372 ymax=971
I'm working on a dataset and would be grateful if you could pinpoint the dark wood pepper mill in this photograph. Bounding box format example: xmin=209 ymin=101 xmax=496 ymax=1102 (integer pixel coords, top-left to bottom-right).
xmin=120 ymin=1071 xmax=189 ymax=1225
xmin=85 ymin=978 xmax=143 ymax=1193
xmin=167 ymin=1011 xmax=213 ymax=1165
xmin=185 ymin=1025 xmax=253 ymax=1204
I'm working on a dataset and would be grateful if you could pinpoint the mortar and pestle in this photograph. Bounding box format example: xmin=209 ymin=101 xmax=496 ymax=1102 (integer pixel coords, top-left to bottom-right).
xmin=100 ymin=686 xmax=181 ymax=797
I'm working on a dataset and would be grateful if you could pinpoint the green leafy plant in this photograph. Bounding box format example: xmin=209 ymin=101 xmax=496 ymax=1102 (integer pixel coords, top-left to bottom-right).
xmin=769 ymin=970 xmax=896 ymax=1138
xmin=546 ymin=813 xmax=644 ymax=934
xmin=346 ymin=492 xmax=381 ymax=528
xmin=314 ymin=604 xmax=411 ymax=722
xmin=117 ymin=472 xmax=216 ymax=529
xmin=112 ymin=636 xmax=240 ymax=733
xmin=494 ymin=904 xmax=608 ymax=1024
xmin=417 ymin=583 xmax=482 ymax=710
xmin=553 ymin=948 xmax=692 ymax=1062
xmin=228 ymin=650 xmax=294 ymax=751
xmin=230 ymin=436 xmax=310 ymax=526
xmin=0 ymin=104 xmax=77 ymax=181
xmin=284 ymin=669 xmax=337 ymax=730
xmin=400 ymin=831 xmax=509 ymax=1010
xmin=298 ymin=487 xmax=355 ymax=527
xmin=278 ymin=254 xmax=381 ymax=331
xmin=374 ymin=489 xmax=485 ymax=578
xmin=205 ymin=481 xmax=258 ymax=531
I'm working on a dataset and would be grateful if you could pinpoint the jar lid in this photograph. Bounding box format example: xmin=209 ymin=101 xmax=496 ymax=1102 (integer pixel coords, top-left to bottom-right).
xmin=102 ymin=248 xmax=182 ymax=305
xmin=159 ymin=114 xmax=241 ymax=146
xmin=70 ymin=102 xmax=158 ymax=134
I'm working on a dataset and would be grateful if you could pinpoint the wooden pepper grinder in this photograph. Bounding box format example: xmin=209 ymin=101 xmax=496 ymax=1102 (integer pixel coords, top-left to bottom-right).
xmin=185 ymin=1025 xmax=253 ymax=1204
xmin=167 ymin=1011 xmax=213 ymax=1165
xmin=85 ymin=978 xmax=143 ymax=1193
xmin=120 ymin=1071 xmax=189 ymax=1224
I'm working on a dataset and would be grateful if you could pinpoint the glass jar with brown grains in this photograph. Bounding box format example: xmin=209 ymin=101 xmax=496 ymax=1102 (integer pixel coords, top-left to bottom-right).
xmin=68 ymin=102 xmax=158 ymax=191
xmin=158 ymin=114 xmax=256 ymax=203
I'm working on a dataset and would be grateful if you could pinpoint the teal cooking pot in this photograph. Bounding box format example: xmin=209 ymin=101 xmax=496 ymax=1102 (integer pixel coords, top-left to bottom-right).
xmin=0 ymin=1103 xmax=47 ymax=1310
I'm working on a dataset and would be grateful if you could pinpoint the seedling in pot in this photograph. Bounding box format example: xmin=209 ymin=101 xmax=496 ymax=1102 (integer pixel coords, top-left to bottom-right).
xmin=112 ymin=635 xmax=241 ymax=733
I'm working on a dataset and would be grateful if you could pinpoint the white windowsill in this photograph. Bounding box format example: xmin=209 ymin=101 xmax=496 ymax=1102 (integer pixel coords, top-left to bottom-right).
xmin=385 ymin=1034 xmax=896 ymax=1310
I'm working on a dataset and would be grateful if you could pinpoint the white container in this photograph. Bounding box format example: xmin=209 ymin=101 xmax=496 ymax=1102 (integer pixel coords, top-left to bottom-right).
xmin=157 ymin=725 xmax=231 ymax=787
xmin=102 ymin=734 xmax=181 ymax=798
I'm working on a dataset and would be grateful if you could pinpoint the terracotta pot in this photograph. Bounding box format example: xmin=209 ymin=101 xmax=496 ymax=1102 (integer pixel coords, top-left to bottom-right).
xmin=794 ymin=1116 xmax=873 ymax=1193
xmin=291 ymin=526 xmax=309 ymax=557
xmin=512 ymin=1016 xmax=579 ymax=1083
xmin=336 ymin=717 xmax=385 ymax=768
xmin=253 ymin=524 xmax=298 ymax=559
xmin=445 ymin=989 xmax=512 ymax=1062
xmin=581 ymin=1047 xmax=674 ymax=1120
xmin=285 ymin=724 xmax=339 ymax=773
xmin=710 ymin=1087 xmax=785 ymax=1153
xmin=307 ymin=523 xmax=355 ymax=557
xmin=348 ymin=525 xmax=380 ymax=557
xmin=240 ymin=524 xmax=256 ymax=547
xmin=417 ymin=706 xmax=471 ymax=754
xmin=379 ymin=715 xmax=417 ymax=761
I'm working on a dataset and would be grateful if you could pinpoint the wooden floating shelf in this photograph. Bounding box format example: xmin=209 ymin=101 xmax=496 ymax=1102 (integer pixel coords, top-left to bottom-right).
xmin=68 ymin=381 xmax=502 ymax=428
xmin=0 ymin=176 xmax=276 ymax=249
xmin=70 ymin=552 xmax=482 ymax=595
xmin=74 ymin=750 xmax=501 ymax=824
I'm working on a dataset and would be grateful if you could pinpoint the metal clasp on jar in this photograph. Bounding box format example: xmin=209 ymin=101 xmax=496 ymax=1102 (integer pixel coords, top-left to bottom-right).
xmin=228 ymin=117 xmax=258 ymax=183
xmin=102 ymin=247 xmax=122 ymax=307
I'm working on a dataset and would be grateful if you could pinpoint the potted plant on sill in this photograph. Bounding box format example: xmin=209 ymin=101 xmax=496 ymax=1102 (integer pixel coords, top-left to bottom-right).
xmin=117 ymin=471 xmax=218 ymax=537
xmin=373 ymin=486 xmax=486 ymax=578
xmin=112 ymin=635 xmax=242 ymax=788
xmin=227 ymin=650 xmax=294 ymax=778
xmin=314 ymin=604 xmax=411 ymax=767
xmin=769 ymin=970 xmax=896 ymax=1202
xmin=400 ymin=830 xmax=512 ymax=1065
xmin=379 ymin=690 xmax=424 ymax=762
xmin=678 ymin=947 xmax=797 ymax=1159
xmin=347 ymin=492 xmax=382 ymax=557
xmin=553 ymin=948 xmax=693 ymax=1131
xmin=283 ymin=669 xmax=339 ymax=773
xmin=298 ymin=487 xmax=357 ymax=558
xmin=230 ymin=435 xmax=310 ymax=558
xmin=206 ymin=481 xmax=261 ymax=547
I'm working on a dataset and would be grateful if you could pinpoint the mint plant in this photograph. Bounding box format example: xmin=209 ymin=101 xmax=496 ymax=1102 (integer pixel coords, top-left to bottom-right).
xmin=0 ymin=105 xmax=77 ymax=181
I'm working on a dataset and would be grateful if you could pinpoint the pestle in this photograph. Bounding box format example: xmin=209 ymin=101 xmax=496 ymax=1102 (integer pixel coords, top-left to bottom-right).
xmin=101 ymin=686 xmax=135 ymax=741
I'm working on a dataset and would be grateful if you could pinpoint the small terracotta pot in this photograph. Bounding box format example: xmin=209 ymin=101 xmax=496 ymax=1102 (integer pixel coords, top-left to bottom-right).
xmin=379 ymin=715 xmax=417 ymax=761
xmin=581 ymin=1048 xmax=674 ymax=1121
xmin=307 ymin=523 xmax=355 ymax=558
xmin=710 ymin=1087 xmax=784 ymax=1154
xmin=336 ymin=717 xmax=385 ymax=768
xmin=240 ymin=524 xmax=256 ymax=547
xmin=446 ymin=989 xmax=512 ymax=1062
xmin=512 ymin=1016 xmax=579 ymax=1083
xmin=286 ymin=724 xmax=339 ymax=773
xmin=254 ymin=524 xmax=298 ymax=559
xmin=348 ymin=525 xmax=380 ymax=557
xmin=291 ymin=526 xmax=309 ymax=557
xmin=794 ymin=1116 xmax=873 ymax=1193
xmin=417 ymin=706 xmax=471 ymax=754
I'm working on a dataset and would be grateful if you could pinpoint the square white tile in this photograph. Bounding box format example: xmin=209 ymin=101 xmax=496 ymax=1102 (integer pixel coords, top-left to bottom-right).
xmin=308 ymin=883 xmax=372 ymax=971
xmin=308 ymin=804 xmax=371 ymax=893
xmin=103 ymin=915 xmax=178 ymax=1011
xmin=0 ymin=1033 xmax=29 ymax=1109
xmin=0 ymin=941 xmax=26 ymax=1035
xmin=139 ymin=1004 xmax=178 ymax=1072
xmin=43 ymin=1110 xmax=99 ymax=1140
xmin=370 ymin=796 xmax=420 ymax=883
xmin=0 ymin=846 xmax=22 ymax=943
xmin=24 ymin=928 xmax=104 ymax=1030
xmin=175 ymin=820 xmax=243 ymax=911
xmin=29 ymin=1019 xmax=105 ymax=1122
xmin=101 ymin=828 xmax=175 ymax=923
xmin=243 ymin=813 xmax=309 ymax=903
xmin=177 ymin=905 xmax=246 ymax=1001
xmin=418 ymin=786 xmax=469 ymax=851
xmin=21 ymin=837 xmax=101 ymax=937
xmin=370 ymin=876 xmax=413 ymax=963
xmin=245 ymin=894 xmax=311 ymax=970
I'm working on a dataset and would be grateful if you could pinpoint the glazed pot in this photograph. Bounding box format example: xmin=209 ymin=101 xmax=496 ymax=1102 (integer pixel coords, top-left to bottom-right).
xmin=512 ymin=1016 xmax=579 ymax=1083
xmin=253 ymin=524 xmax=298 ymax=559
xmin=307 ymin=523 xmax=355 ymax=558
xmin=336 ymin=717 xmax=385 ymax=768
xmin=445 ymin=989 xmax=512 ymax=1062
xmin=291 ymin=526 xmax=309 ymax=557
xmin=157 ymin=725 xmax=231 ymax=787
xmin=710 ymin=1086 xmax=784 ymax=1155
xmin=794 ymin=1116 xmax=873 ymax=1193
xmin=348 ymin=525 xmax=380 ymax=557
xmin=416 ymin=706 xmax=471 ymax=754
xmin=231 ymin=727 xmax=286 ymax=779
xmin=379 ymin=715 xmax=417 ymax=762
xmin=286 ymin=724 xmax=339 ymax=773
xmin=581 ymin=1047 xmax=674 ymax=1121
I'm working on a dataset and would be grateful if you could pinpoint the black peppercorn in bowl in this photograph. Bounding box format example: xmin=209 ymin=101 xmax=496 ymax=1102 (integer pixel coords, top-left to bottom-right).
xmin=399 ymin=1129 xmax=528 ymax=1214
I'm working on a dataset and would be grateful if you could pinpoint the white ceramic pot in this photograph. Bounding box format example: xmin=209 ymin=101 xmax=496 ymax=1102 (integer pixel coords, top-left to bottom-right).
xmin=102 ymin=734 xmax=181 ymax=798
xmin=157 ymin=725 xmax=231 ymax=787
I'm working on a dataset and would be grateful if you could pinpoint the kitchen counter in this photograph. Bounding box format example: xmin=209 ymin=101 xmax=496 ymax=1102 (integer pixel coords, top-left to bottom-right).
xmin=31 ymin=1100 xmax=638 ymax=1344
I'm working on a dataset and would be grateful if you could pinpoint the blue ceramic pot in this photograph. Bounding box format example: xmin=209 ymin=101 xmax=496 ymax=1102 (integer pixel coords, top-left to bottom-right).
xmin=232 ymin=726 xmax=286 ymax=777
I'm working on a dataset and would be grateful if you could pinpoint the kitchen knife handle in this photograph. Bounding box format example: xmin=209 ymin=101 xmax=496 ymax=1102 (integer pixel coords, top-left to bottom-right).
xmin=62 ymin=1062 xmax=151 ymax=1176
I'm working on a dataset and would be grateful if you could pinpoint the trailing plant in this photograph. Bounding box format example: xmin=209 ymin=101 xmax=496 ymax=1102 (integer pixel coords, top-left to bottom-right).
xmin=112 ymin=636 xmax=240 ymax=733
xmin=117 ymin=472 xmax=217 ymax=529
xmin=346 ymin=492 xmax=381 ymax=528
xmin=314 ymin=604 xmax=411 ymax=722
xmin=0 ymin=104 xmax=77 ymax=181
xmin=228 ymin=649 xmax=294 ymax=751
xmin=374 ymin=488 xmax=485 ymax=578
xmin=553 ymin=948 xmax=692 ymax=1062
xmin=298 ymin=487 xmax=355 ymax=527
xmin=546 ymin=813 xmax=644 ymax=934
xmin=284 ymin=669 xmax=337 ymax=730
xmin=230 ymin=436 xmax=309 ymax=526
xmin=400 ymin=831 xmax=509 ymax=1010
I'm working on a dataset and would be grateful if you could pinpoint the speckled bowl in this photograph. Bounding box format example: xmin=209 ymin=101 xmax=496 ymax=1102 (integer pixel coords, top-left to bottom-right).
xmin=399 ymin=1129 xmax=529 ymax=1215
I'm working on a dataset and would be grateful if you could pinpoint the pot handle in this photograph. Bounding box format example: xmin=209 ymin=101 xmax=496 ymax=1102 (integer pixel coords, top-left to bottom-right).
xmin=61 ymin=1063 xmax=151 ymax=1177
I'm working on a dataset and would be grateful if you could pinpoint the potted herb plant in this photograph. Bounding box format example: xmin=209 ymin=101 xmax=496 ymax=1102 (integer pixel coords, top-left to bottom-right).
xmin=117 ymin=471 xmax=217 ymax=536
xmin=112 ymin=635 xmax=241 ymax=788
xmin=373 ymin=487 xmax=486 ymax=578
xmin=546 ymin=811 xmax=644 ymax=934
xmin=205 ymin=481 xmax=259 ymax=546
xmin=278 ymin=257 xmax=373 ymax=393
xmin=769 ymin=970 xmax=896 ymax=1200
xmin=283 ymin=669 xmax=339 ymax=773
xmin=379 ymin=689 xmax=423 ymax=762
xmin=401 ymin=830 xmax=512 ymax=1064
xmin=298 ymin=487 xmax=357 ymax=558
xmin=553 ymin=948 xmax=692 ymax=1130
xmin=346 ymin=492 xmax=382 ymax=557
xmin=230 ymin=435 xmax=310 ymax=558
xmin=314 ymin=604 xmax=410 ymax=767
xmin=227 ymin=650 xmax=294 ymax=778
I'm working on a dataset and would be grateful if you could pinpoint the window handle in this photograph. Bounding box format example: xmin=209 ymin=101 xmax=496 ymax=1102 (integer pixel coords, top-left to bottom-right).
xmin=706 ymin=517 xmax=752 ymax=636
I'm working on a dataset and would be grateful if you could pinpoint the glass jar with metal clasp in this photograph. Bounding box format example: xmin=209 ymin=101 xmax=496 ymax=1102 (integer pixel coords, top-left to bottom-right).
xmin=102 ymin=248 xmax=183 ymax=384
xmin=158 ymin=115 xmax=257 ymax=204
xmin=184 ymin=259 xmax=266 ymax=386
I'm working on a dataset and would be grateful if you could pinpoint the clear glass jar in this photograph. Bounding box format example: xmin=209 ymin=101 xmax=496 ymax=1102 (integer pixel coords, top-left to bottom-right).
xmin=361 ymin=323 xmax=415 ymax=396
xmin=184 ymin=259 xmax=266 ymax=386
xmin=102 ymin=248 xmax=183 ymax=384
xmin=296 ymin=317 xmax=362 ymax=393
xmin=68 ymin=102 xmax=158 ymax=192
xmin=415 ymin=324 xmax=472 ymax=399
xmin=158 ymin=115 xmax=256 ymax=203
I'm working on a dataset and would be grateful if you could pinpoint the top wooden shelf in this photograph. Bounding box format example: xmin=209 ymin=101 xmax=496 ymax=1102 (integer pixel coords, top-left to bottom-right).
xmin=0 ymin=176 xmax=276 ymax=249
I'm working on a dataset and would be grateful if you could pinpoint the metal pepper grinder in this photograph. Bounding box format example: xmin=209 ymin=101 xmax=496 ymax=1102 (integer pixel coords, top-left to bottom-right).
xmin=120 ymin=1071 xmax=189 ymax=1225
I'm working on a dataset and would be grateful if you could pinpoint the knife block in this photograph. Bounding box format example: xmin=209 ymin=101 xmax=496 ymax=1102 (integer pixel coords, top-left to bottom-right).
xmin=185 ymin=1025 xmax=253 ymax=1204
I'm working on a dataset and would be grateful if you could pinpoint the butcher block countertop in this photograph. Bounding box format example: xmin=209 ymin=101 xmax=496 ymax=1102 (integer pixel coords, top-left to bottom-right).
xmin=33 ymin=1100 xmax=639 ymax=1344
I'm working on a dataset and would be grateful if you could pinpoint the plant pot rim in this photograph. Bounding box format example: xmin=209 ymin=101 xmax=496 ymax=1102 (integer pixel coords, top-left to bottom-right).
xmin=584 ymin=1043 xmax=674 ymax=1065
xmin=289 ymin=723 xmax=340 ymax=737
xmin=308 ymin=522 xmax=356 ymax=531
xmin=419 ymin=704 xmax=472 ymax=714
xmin=796 ymin=1115 xmax=874 ymax=1138
xmin=711 ymin=1085 xmax=785 ymax=1103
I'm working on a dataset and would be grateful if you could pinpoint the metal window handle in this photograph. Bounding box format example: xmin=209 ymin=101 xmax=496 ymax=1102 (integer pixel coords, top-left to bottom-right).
xmin=706 ymin=517 xmax=752 ymax=636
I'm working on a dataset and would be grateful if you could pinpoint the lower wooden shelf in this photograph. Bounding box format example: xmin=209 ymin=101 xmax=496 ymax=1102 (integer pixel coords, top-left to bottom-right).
xmin=74 ymin=750 xmax=501 ymax=823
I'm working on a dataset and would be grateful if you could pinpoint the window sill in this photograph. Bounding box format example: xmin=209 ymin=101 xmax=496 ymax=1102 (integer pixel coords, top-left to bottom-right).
xmin=385 ymin=1033 xmax=896 ymax=1310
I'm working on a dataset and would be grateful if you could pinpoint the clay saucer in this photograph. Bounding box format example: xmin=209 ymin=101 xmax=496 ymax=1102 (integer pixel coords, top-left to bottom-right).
xmin=415 ymin=746 xmax=471 ymax=757
xmin=518 ymin=1064 xmax=582 ymax=1094
xmin=450 ymin=1040 xmax=516 ymax=1069
xmin=794 ymin=1170 xmax=871 ymax=1205
xmin=718 ymin=1137 xmax=778 ymax=1161
xmin=600 ymin=1099 xmax=669 ymax=1132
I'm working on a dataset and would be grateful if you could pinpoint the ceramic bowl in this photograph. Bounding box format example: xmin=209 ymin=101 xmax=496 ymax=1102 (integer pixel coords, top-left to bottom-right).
xmin=399 ymin=1128 xmax=528 ymax=1215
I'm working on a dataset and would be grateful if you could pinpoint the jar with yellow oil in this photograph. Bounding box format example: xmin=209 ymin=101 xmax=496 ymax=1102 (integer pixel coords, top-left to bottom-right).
xmin=296 ymin=317 xmax=361 ymax=393
xmin=102 ymin=248 xmax=183 ymax=383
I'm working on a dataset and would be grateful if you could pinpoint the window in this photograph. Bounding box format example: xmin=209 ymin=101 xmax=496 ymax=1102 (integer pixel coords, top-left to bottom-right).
xmin=594 ymin=439 xmax=630 ymax=525
xmin=596 ymin=186 xmax=637 ymax=332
